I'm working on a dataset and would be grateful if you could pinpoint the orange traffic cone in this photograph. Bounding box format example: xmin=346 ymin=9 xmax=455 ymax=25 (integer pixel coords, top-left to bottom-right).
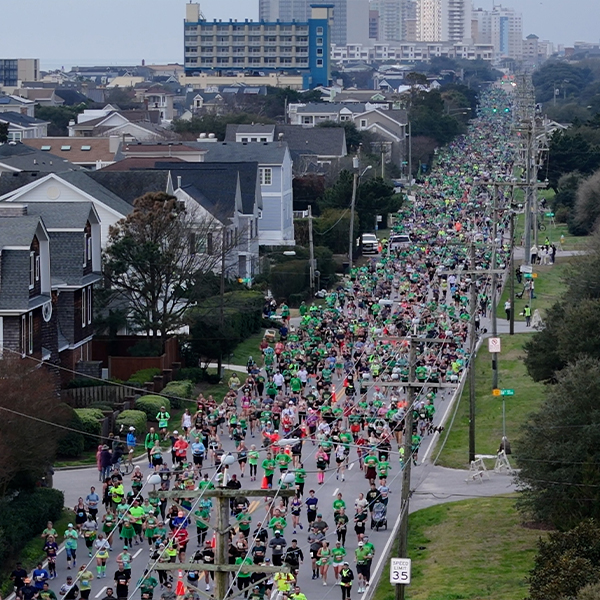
xmin=175 ymin=570 xmax=186 ymax=597
xmin=261 ymin=476 xmax=269 ymax=489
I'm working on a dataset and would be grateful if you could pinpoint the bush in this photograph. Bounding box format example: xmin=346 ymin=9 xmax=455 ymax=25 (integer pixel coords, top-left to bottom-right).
xmin=74 ymin=408 xmax=104 ymax=450
xmin=174 ymin=367 xmax=207 ymax=384
xmin=288 ymin=292 xmax=307 ymax=307
xmin=134 ymin=395 xmax=170 ymax=421
xmin=115 ymin=410 xmax=147 ymax=434
xmin=0 ymin=488 xmax=64 ymax=581
xmin=87 ymin=402 xmax=113 ymax=411
xmin=56 ymin=407 xmax=84 ymax=458
xmin=162 ymin=381 xmax=194 ymax=409
xmin=128 ymin=368 xmax=161 ymax=385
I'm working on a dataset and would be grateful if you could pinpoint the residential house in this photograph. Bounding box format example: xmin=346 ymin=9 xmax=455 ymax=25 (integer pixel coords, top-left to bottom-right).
xmin=68 ymin=107 xmax=170 ymax=141
xmin=225 ymin=123 xmax=347 ymax=175
xmin=25 ymin=202 xmax=102 ymax=373
xmin=0 ymin=204 xmax=52 ymax=362
xmin=288 ymin=102 xmax=367 ymax=126
xmin=166 ymin=162 xmax=262 ymax=279
xmin=0 ymin=112 xmax=49 ymax=140
xmin=13 ymin=88 xmax=65 ymax=107
xmin=23 ymin=137 xmax=120 ymax=170
xmin=0 ymin=141 xmax=81 ymax=175
xmin=134 ymin=84 xmax=175 ymax=121
xmin=193 ymin=141 xmax=294 ymax=246
xmin=117 ymin=141 xmax=207 ymax=163
xmin=0 ymin=94 xmax=36 ymax=117
xmin=184 ymin=90 xmax=226 ymax=116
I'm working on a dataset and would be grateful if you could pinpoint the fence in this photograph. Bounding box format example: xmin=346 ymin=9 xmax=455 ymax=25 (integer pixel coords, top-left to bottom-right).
xmin=61 ymin=385 xmax=138 ymax=408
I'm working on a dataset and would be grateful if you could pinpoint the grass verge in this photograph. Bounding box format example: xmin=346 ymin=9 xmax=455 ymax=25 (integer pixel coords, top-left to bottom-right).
xmin=374 ymin=497 xmax=543 ymax=600
xmin=435 ymin=334 xmax=545 ymax=469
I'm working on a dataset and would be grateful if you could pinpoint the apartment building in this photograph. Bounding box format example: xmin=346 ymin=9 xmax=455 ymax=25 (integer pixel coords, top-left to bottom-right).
xmin=0 ymin=59 xmax=39 ymax=87
xmin=184 ymin=3 xmax=333 ymax=88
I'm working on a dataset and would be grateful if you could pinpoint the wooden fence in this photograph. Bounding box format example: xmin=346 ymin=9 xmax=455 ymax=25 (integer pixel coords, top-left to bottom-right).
xmin=61 ymin=385 xmax=138 ymax=408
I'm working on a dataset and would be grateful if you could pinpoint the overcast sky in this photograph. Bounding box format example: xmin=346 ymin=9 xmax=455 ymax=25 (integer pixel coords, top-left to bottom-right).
xmin=1 ymin=0 xmax=599 ymax=70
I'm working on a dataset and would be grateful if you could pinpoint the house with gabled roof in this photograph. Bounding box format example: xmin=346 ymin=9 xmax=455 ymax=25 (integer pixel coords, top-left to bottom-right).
xmin=0 ymin=111 xmax=49 ymax=140
xmin=0 ymin=94 xmax=36 ymax=117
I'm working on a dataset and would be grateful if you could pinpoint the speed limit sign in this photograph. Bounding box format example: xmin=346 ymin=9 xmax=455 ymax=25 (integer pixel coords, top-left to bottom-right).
xmin=390 ymin=558 xmax=412 ymax=585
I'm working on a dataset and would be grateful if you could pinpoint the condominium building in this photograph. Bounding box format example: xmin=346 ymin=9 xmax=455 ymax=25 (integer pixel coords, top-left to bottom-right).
xmin=184 ymin=3 xmax=333 ymax=88
xmin=473 ymin=5 xmax=522 ymax=61
xmin=416 ymin=0 xmax=472 ymax=43
xmin=0 ymin=59 xmax=40 ymax=87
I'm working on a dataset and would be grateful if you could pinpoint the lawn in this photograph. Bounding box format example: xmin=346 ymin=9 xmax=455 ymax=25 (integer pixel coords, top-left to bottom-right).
xmin=514 ymin=211 xmax=590 ymax=252
xmin=228 ymin=330 xmax=267 ymax=366
xmin=498 ymin=256 xmax=572 ymax=323
xmin=435 ymin=334 xmax=546 ymax=469
xmin=374 ymin=497 xmax=544 ymax=600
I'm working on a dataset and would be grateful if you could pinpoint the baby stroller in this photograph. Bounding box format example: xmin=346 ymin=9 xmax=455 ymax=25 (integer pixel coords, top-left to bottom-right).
xmin=371 ymin=501 xmax=388 ymax=531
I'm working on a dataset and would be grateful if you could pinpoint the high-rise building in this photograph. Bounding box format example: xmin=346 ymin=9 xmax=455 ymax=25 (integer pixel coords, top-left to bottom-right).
xmin=416 ymin=0 xmax=471 ymax=43
xmin=473 ymin=5 xmax=522 ymax=61
xmin=184 ymin=3 xmax=333 ymax=88
xmin=259 ymin=0 xmax=369 ymax=45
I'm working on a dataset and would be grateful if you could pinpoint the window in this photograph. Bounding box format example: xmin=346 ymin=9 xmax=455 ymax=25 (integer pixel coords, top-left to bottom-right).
xmin=87 ymin=236 xmax=92 ymax=263
xmin=81 ymin=145 xmax=91 ymax=151
xmin=82 ymin=288 xmax=86 ymax=327
xmin=8 ymin=132 xmax=22 ymax=142
xmin=61 ymin=145 xmax=71 ymax=151
xmin=87 ymin=286 xmax=92 ymax=325
xmin=40 ymin=145 xmax=51 ymax=151
xmin=316 ymin=37 xmax=323 ymax=46
xmin=21 ymin=315 xmax=26 ymax=357
xmin=207 ymin=232 xmax=214 ymax=256
xmin=35 ymin=255 xmax=40 ymax=282
xmin=28 ymin=312 xmax=33 ymax=355
xmin=29 ymin=252 xmax=35 ymax=289
xmin=259 ymin=167 xmax=273 ymax=186
xmin=360 ymin=119 xmax=368 ymax=128
xmin=83 ymin=237 xmax=87 ymax=267
xmin=316 ymin=27 xmax=323 ymax=35
xmin=317 ymin=59 xmax=323 ymax=67
xmin=317 ymin=48 xmax=323 ymax=56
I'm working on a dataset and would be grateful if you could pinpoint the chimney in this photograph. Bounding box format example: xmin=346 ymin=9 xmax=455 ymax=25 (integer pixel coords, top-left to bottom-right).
xmin=0 ymin=204 xmax=28 ymax=216
xmin=177 ymin=175 xmax=182 ymax=189
xmin=109 ymin=135 xmax=120 ymax=154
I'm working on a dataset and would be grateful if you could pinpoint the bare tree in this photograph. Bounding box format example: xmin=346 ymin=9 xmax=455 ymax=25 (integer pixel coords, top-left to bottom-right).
xmin=103 ymin=192 xmax=234 ymax=345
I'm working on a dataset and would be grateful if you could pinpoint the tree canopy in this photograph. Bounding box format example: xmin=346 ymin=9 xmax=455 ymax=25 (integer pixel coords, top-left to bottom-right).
xmin=104 ymin=192 xmax=225 ymax=344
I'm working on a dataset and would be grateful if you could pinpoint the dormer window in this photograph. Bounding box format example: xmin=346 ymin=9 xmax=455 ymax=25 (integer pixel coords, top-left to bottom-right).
xmin=29 ymin=252 xmax=35 ymax=289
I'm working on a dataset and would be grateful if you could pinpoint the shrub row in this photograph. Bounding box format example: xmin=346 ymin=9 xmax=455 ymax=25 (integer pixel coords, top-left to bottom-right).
xmin=0 ymin=488 xmax=64 ymax=576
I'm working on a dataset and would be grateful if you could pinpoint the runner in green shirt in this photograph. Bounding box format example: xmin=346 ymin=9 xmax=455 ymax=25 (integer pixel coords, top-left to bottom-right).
xmin=332 ymin=541 xmax=347 ymax=582
xmin=276 ymin=451 xmax=292 ymax=473
xmin=262 ymin=452 xmax=276 ymax=488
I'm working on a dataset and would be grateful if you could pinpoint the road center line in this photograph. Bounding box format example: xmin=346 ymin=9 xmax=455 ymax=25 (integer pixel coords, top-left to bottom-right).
xmin=348 ymin=463 xmax=354 ymax=470
xmin=133 ymin=547 xmax=143 ymax=559
xmin=95 ymin=587 xmax=107 ymax=598
xmin=332 ymin=487 xmax=339 ymax=496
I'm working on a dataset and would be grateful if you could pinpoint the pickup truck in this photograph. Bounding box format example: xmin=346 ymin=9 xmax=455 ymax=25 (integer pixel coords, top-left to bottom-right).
xmin=359 ymin=233 xmax=379 ymax=254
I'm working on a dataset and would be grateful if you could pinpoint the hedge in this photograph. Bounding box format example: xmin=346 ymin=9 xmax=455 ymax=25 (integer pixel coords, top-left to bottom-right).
xmin=0 ymin=488 xmax=64 ymax=583
xmin=74 ymin=408 xmax=104 ymax=451
xmin=128 ymin=368 xmax=161 ymax=385
xmin=115 ymin=410 xmax=147 ymax=434
xmin=174 ymin=367 xmax=206 ymax=384
xmin=134 ymin=395 xmax=170 ymax=421
xmin=56 ymin=405 xmax=85 ymax=458
xmin=162 ymin=380 xmax=194 ymax=409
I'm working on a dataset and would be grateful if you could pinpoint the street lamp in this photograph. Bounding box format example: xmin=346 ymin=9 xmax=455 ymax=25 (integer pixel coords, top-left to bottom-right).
xmin=348 ymin=158 xmax=372 ymax=268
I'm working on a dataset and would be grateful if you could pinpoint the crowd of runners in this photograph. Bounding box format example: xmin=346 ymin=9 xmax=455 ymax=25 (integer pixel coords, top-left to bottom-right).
xmin=11 ymin=88 xmax=517 ymax=600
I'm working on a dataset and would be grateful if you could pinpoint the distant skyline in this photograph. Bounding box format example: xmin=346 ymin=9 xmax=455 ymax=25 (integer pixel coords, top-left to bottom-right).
xmin=1 ymin=0 xmax=599 ymax=70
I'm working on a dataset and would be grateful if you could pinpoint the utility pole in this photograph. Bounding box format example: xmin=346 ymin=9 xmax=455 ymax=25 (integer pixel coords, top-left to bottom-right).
xmin=348 ymin=156 xmax=359 ymax=269
xmin=407 ymin=121 xmax=413 ymax=193
xmin=490 ymin=187 xmax=499 ymax=390
xmin=468 ymin=242 xmax=477 ymax=463
xmin=509 ymin=212 xmax=515 ymax=335
xmin=307 ymin=205 xmax=315 ymax=297
xmin=396 ymin=338 xmax=416 ymax=600
xmin=150 ymin=487 xmax=295 ymax=600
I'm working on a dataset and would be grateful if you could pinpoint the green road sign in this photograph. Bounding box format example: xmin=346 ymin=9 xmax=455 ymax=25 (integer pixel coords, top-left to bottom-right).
xmin=500 ymin=389 xmax=515 ymax=396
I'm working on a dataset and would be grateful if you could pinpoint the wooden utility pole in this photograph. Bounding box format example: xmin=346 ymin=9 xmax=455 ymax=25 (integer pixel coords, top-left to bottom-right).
xmin=490 ymin=188 xmax=499 ymax=390
xmin=307 ymin=205 xmax=316 ymax=296
xmin=468 ymin=242 xmax=477 ymax=463
xmin=349 ymin=167 xmax=358 ymax=269
xmin=509 ymin=212 xmax=515 ymax=335
xmin=396 ymin=338 xmax=416 ymax=600
xmin=149 ymin=487 xmax=295 ymax=600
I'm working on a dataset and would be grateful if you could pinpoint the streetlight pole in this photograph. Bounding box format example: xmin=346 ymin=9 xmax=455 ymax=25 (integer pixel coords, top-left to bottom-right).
xmin=348 ymin=159 xmax=372 ymax=270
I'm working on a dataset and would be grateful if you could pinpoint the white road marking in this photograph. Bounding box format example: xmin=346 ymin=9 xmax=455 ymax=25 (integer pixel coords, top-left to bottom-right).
xmin=95 ymin=587 xmax=107 ymax=598
xmin=332 ymin=487 xmax=339 ymax=496
xmin=348 ymin=463 xmax=354 ymax=470
xmin=133 ymin=547 xmax=143 ymax=559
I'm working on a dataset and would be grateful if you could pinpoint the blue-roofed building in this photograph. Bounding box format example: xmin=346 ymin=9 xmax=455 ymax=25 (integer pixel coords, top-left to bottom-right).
xmin=183 ymin=3 xmax=333 ymax=89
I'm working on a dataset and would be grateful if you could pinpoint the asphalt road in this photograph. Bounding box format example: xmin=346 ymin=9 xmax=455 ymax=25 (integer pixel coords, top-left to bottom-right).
xmin=49 ymin=378 xmax=458 ymax=600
